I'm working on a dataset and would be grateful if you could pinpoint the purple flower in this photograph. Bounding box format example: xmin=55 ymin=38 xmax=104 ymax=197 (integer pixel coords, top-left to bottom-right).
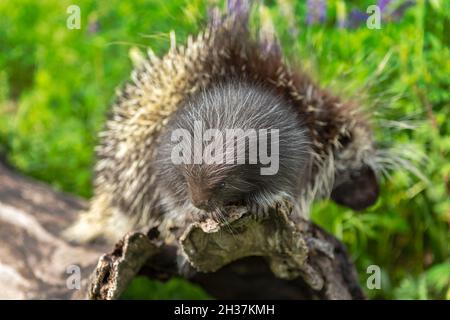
xmin=227 ymin=0 xmax=249 ymax=20
xmin=307 ymin=0 xmax=327 ymax=25
xmin=346 ymin=9 xmax=369 ymax=29
xmin=390 ymin=0 xmax=415 ymax=21
xmin=377 ymin=0 xmax=393 ymax=13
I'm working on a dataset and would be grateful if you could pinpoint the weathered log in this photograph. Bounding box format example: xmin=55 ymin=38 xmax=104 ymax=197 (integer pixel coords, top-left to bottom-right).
xmin=0 ymin=163 xmax=108 ymax=299
xmin=0 ymin=162 xmax=365 ymax=299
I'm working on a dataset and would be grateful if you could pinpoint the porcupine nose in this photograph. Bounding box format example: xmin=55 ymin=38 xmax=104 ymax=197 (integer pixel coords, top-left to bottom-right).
xmin=189 ymin=188 xmax=213 ymax=211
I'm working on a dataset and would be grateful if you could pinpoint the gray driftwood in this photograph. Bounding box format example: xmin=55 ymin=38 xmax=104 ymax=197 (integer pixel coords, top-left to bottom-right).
xmin=0 ymin=162 xmax=364 ymax=299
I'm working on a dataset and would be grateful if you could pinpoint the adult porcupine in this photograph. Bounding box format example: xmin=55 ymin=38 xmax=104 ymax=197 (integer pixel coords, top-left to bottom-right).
xmin=65 ymin=0 xmax=379 ymax=243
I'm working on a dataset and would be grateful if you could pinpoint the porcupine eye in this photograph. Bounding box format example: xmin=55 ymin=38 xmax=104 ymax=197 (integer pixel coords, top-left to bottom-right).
xmin=217 ymin=182 xmax=226 ymax=189
xmin=339 ymin=133 xmax=352 ymax=147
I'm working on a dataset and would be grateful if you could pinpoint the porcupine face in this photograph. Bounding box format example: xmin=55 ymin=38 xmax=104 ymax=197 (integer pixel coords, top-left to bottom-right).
xmin=181 ymin=163 xmax=259 ymax=211
xmin=155 ymin=79 xmax=312 ymax=217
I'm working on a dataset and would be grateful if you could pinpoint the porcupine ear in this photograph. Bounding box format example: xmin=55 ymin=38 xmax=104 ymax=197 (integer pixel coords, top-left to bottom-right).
xmin=330 ymin=166 xmax=379 ymax=211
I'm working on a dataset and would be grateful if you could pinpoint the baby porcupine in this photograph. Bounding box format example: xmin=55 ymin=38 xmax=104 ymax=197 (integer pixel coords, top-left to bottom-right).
xmin=155 ymin=79 xmax=311 ymax=222
xmin=65 ymin=0 xmax=379 ymax=243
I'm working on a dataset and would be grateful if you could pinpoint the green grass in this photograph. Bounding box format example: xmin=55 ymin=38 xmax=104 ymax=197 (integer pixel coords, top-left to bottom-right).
xmin=0 ymin=0 xmax=448 ymax=299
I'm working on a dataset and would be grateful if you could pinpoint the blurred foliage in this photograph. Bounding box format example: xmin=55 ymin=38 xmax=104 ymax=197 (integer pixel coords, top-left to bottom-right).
xmin=0 ymin=0 xmax=448 ymax=299
xmin=120 ymin=277 xmax=210 ymax=300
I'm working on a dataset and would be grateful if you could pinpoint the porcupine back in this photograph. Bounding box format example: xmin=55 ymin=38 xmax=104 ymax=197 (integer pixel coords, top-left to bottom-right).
xmin=64 ymin=0 xmax=374 ymax=243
